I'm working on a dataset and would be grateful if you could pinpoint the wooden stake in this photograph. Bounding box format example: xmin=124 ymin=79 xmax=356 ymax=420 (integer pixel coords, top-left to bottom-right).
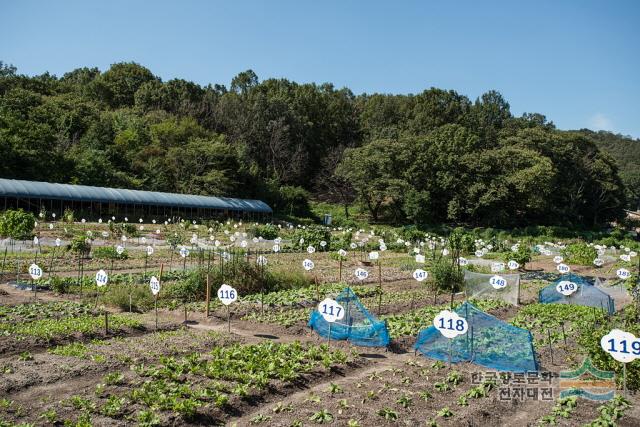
xmin=205 ymin=274 xmax=211 ymax=318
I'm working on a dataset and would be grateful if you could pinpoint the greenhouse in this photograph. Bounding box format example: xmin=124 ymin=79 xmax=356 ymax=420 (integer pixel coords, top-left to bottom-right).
xmin=308 ymin=287 xmax=390 ymax=347
xmin=0 ymin=178 xmax=272 ymax=221
xmin=414 ymin=302 xmax=538 ymax=372
xmin=539 ymin=275 xmax=615 ymax=315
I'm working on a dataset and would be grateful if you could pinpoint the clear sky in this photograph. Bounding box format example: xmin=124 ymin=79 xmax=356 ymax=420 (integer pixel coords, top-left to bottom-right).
xmin=2 ymin=0 xmax=639 ymax=137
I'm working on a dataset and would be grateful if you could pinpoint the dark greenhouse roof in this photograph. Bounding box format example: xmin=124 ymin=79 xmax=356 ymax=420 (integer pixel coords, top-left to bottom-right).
xmin=0 ymin=178 xmax=272 ymax=213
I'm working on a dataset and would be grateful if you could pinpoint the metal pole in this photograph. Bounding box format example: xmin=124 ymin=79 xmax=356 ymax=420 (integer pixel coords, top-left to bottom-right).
xmin=205 ymin=274 xmax=210 ymax=318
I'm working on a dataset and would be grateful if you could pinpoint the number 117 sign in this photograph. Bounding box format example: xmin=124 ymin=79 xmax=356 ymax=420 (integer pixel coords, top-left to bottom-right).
xmin=318 ymin=298 xmax=345 ymax=323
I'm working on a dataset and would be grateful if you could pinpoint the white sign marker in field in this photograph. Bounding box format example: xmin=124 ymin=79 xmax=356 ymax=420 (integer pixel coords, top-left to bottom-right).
xmin=433 ymin=310 xmax=468 ymax=339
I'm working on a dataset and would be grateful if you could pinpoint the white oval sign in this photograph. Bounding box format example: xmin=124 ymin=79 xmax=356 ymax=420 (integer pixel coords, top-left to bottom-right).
xmin=55 ymin=238 xmax=61 ymax=247
xmin=557 ymin=263 xmax=570 ymax=274
xmin=320 ymin=240 xmax=327 ymax=247
xmin=318 ymin=298 xmax=345 ymax=323
xmin=433 ymin=310 xmax=468 ymax=339
xmin=475 ymin=250 xmax=483 ymax=258
xmin=146 ymin=246 xmax=154 ymax=256
xmin=354 ymin=268 xmax=369 ymax=280
xmin=180 ymin=247 xmax=189 ymax=258
xmin=369 ymin=251 xmax=379 ymax=261
xmin=116 ymin=245 xmax=125 ymax=255
xmin=620 ymin=254 xmax=631 ymax=262
xmin=593 ymin=258 xmax=604 ymax=267
xmin=307 ymin=246 xmax=316 ymax=254
xmin=507 ymin=260 xmax=520 ymax=270
xmin=95 ymin=269 xmax=109 ymax=287
xmin=415 ymin=254 xmax=425 ymax=264
xmin=457 ymin=257 xmax=468 ymax=266
xmin=338 ymin=249 xmax=347 ymax=257
xmin=489 ymin=275 xmax=507 ymax=289
xmin=29 ymin=263 xmax=43 ymax=280
xmin=600 ymin=329 xmax=640 ymax=363
xmin=303 ymin=259 xmax=315 ymax=271
xmin=553 ymin=256 xmax=564 ymax=264
xmin=617 ymin=268 xmax=631 ymax=280
xmin=217 ymin=284 xmax=238 ymax=305
xmin=413 ymin=269 xmax=428 ymax=282
xmin=149 ymin=276 xmax=161 ymax=295
xmin=556 ymin=280 xmax=577 ymax=296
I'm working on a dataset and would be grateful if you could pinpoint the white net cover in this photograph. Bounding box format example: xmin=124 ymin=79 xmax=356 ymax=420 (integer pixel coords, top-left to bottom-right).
xmin=464 ymin=270 xmax=520 ymax=306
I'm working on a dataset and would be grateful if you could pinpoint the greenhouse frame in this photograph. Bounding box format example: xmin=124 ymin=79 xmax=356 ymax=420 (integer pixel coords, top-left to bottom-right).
xmin=0 ymin=178 xmax=272 ymax=221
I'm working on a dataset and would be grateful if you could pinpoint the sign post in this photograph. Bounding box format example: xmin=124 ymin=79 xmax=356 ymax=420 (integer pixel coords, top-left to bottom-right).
xmin=318 ymin=298 xmax=345 ymax=347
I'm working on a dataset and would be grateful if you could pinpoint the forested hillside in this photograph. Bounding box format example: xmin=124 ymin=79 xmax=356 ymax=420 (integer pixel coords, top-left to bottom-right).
xmin=0 ymin=61 xmax=633 ymax=226
xmin=576 ymin=129 xmax=640 ymax=211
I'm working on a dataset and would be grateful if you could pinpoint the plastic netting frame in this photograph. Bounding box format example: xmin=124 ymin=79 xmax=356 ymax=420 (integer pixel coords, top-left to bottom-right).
xmin=539 ymin=274 xmax=615 ymax=314
xmin=464 ymin=270 xmax=520 ymax=306
xmin=414 ymin=302 xmax=538 ymax=372
xmin=308 ymin=287 xmax=390 ymax=347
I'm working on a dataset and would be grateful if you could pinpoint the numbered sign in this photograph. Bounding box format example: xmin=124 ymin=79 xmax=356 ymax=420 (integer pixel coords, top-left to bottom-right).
xmin=415 ymin=254 xmax=425 ymax=264
xmin=146 ymin=246 xmax=154 ymax=256
xmin=256 ymin=255 xmax=268 ymax=266
xmin=507 ymin=260 xmax=520 ymax=270
xmin=33 ymin=236 xmax=39 ymax=245
xmin=491 ymin=262 xmax=505 ymax=273
xmin=474 ymin=250 xmax=483 ymax=258
xmin=95 ymin=269 xmax=109 ymax=287
xmin=350 ymin=243 xmax=357 ymax=249
xmin=511 ymin=244 xmax=519 ymax=252
xmin=149 ymin=276 xmax=161 ymax=295
xmin=369 ymin=251 xmax=379 ymax=261
xmin=617 ymin=268 xmax=631 ymax=280
xmin=303 ymin=259 xmax=315 ymax=271
xmin=180 ymin=247 xmax=189 ymax=258
xmin=217 ymin=284 xmax=238 ymax=305
xmin=413 ymin=247 xmax=420 ymax=254
xmin=338 ymin=249 xmax=347 ymax=257
xmin=240 ymin=240 xmax=248 ymax=248
xmin=556 ymin=280 xmax=577 ymax=296
xmin=620 ymin=254 xmax=631 ymax=262
xmin=433 ymin=310 xmax=468 ymax=339
xmin=630 ymin=251 xmax=637 ymax=258
xmin=553 ymin=256 xmax=564 ymax=264
xmin=557 ymin=263 xmax=570 ymax=274
xmin=116 ymin=245 xmax=125 ymax=255
xmin=269 ymin=243 xmax=279 ymax=254
xmin=489 ymin=275 xmax=507 ymax=289
xmin=413 ymin=269 xmax=428 ymax=282
xmin=457 ymin=257 xmax=469 ymax=266
xmin=593 ymin=258 xmax=604 ymax=267
xmin=121 ymin=235 xmax=127 ymax=242
xmin=318 ymin=298 xmax=345 ymax=323
xmin=600 ymin=329 xmax=640 ymax=363
xmin=55 ymin=238 xmax=61 ymax=247
xmin=28 ymin=263 xmax=43 ymax=280
xmin=307 ymin=246 xmax=316 ymax=254
xmin=380 ymin=243 xmax=387 ymax=251
xmin=320 ymin=240 xmax=327 ymax=248
xmin=354 ymin=268 xmax=369 ymax=280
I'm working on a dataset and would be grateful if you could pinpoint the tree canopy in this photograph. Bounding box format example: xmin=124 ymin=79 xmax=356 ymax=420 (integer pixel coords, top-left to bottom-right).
xmin=0 ymin=60 xmax=634 ymax=227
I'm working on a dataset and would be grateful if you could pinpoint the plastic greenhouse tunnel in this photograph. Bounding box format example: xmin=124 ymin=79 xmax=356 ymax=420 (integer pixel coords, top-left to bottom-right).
xmin=308 ymin=287 xmax=390 ymax=347
xmin=539 ymin=274 xmax=615 ymax=315
xmin=414 ymin=301 xmax=538 ymax=372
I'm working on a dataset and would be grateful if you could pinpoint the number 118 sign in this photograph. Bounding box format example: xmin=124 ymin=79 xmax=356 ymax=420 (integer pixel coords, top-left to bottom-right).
xmin=433 ymin=310 xmax=468 ymax=339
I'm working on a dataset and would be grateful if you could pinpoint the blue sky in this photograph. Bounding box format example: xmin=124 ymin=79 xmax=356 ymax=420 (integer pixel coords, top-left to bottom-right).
xmin=2 ymin=0 xmax=639 ymax=137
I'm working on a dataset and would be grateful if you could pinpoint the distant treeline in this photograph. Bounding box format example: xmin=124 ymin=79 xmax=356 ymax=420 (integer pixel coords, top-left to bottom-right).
xmin=0 ymin=61 xmax=637 ymax=226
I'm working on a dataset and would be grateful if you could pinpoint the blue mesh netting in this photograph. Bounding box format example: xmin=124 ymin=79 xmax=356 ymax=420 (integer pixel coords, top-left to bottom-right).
xmin=539 ymin=274 xmax=614 ymax=314
xmin=308 ymin=287 xmax=390 ymax=347
xmin=414 ymin=302 xmax=538 ymax=372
